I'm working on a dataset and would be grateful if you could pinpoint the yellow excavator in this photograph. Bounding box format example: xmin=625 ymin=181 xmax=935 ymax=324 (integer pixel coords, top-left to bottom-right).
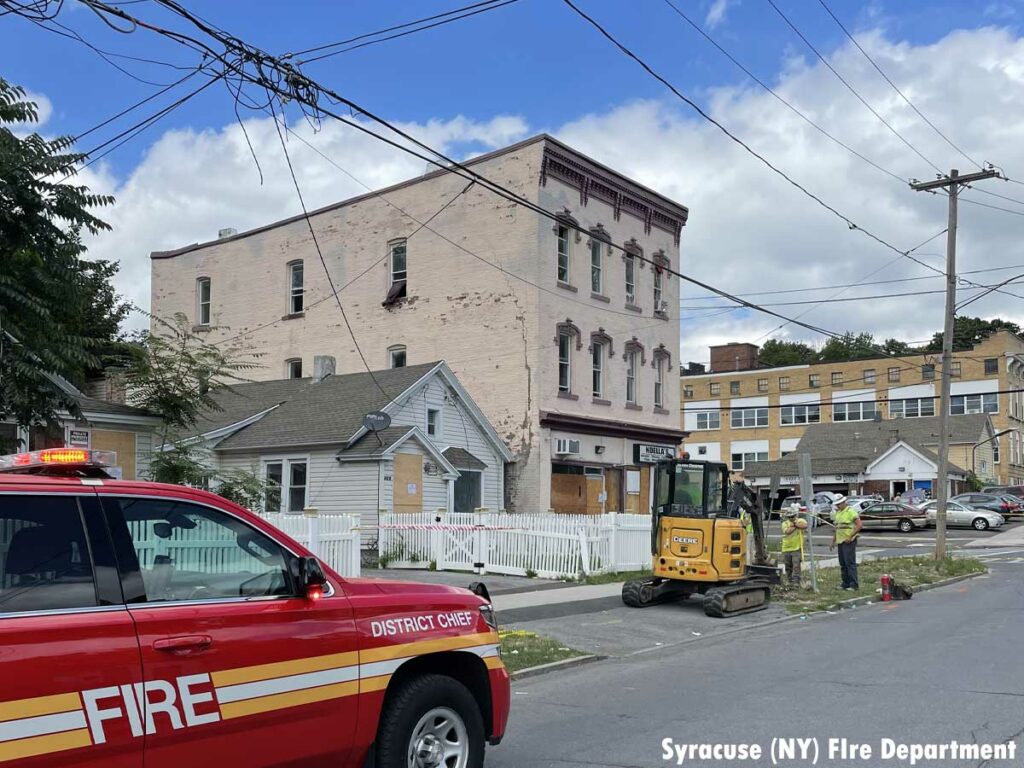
xmin=622 ymin=458 xmax=781 ymax=617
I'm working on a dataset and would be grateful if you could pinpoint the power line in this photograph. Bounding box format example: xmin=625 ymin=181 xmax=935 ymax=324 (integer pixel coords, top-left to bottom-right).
xmin=681 ymin=384 xmax=1022 ymax=413
xmin=679 ymin=261 xmax=1024 ymax=301
xmin=60 ymin=0 xmax=961 ymax=376
xmin=294 ymin=0 xmax=521 ymax=65
xmin=766 ymin=0 xmax=941 ymax=174
xmin=680 ymin=279 xmax=1024 ymax=310
xmin=659 ymin=0 xmax=905 ymax=186
xmin=815 ymin=0 xmax=982 ymax=171
xmin=268 ymin=110 xmax=394 ymax=399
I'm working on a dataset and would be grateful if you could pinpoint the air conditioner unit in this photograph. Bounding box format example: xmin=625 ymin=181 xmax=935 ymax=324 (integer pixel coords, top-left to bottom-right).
xmin=553 ymin=438 xmax=581 ymax=455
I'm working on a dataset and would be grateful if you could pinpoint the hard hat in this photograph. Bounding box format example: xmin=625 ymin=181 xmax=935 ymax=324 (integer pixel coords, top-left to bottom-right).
xmin=782 ymin=508 xmax=798 ymax=518
xmin=832 ymin=494 xmax=848 ymax=506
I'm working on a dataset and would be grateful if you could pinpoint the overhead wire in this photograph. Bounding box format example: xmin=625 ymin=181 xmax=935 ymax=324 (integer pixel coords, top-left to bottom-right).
xmin=765 ymin=0 xmax=942 ymax=175
xmin=46 ymin=0 xmax=997 ymax=376
xmin=815 ymin=0 xmax=981 ymax=171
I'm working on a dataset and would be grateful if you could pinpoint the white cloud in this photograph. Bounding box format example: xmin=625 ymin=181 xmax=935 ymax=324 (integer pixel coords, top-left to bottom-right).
xmin=705 ymin=0 xmax=736 ymax=29
xmin=553 ymin=25 xmax=1024 ymax=365
xmin=75 ymin=24 xmax=1024 ymax=370
xmin=78 ymin=113 xmax=528 ymax=328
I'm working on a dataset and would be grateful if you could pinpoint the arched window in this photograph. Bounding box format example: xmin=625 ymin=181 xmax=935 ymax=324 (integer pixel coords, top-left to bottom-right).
xmin=652 ymin=250 xmax=670 ymax=317
xmin=196 ymin=277 xmax=211 ymax=326
xmin=554 ymin=209 xmax=580 ymax=286
xmin=653 ymin=345 xmax=672 ymax=409
xmin=588 ymin=225 xmax=611 ymax=295
xmin=287 ymin=260 xmax=304 ymax=315
xmin=554 ymin=319 xmax=582 ymax=395
xmin=388 ymin=344 xmax=407 ymax=369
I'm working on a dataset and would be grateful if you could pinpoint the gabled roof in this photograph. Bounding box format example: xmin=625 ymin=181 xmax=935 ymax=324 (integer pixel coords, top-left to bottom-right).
xmin=338 ymin=426 xmax=458 ymax=477
xmin=744 ymin=414 xmax=989 ymax=478
xmin=212 ymin=363 xmax=438 ymax=451
xmin=443 ymin=446 xmax=488 ymax=470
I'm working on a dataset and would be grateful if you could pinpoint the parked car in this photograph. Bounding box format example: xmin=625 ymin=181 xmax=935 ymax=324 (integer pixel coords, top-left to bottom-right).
xmin=919 ymin=499 xmax=1005 ymax=530
xmin=779 ymin=492 xmax=838 ymax=520
xmin=996 ymin=494 xmax=1024 ymax=518
xmin=952 ymin=493 xmax=1019 ymax=518
xmin=982 ymin=484 xmax=1024 ymax=499
xmin=857 ymin=502 xmax=928 ymax=533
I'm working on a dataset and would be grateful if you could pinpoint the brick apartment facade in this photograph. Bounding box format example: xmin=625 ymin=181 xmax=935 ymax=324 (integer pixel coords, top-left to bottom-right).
xmin=150 ymin=135 xmax=687 ymax=513
xmin=681 ymin=330 xmax=1024 ymax=485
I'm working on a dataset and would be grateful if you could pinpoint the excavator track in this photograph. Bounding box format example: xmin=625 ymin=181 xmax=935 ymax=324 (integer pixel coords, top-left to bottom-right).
xmin=622 ymin=578 xmax=693 ymax=608
xmin=702 ymin=583 xmax=772 ymax=618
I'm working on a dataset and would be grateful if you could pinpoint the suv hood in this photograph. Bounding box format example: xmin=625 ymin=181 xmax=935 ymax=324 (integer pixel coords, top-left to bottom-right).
xmin=340 ymin=577 xmax=480 ymax=600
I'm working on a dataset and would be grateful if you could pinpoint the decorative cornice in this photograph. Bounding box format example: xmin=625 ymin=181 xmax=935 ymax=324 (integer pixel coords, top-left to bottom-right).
xmin=541 ymin=146 xmax=688 ymax=245
xmin=624 ymin=336 xmax=647 ymax=365
xmin=589 ymin=328 xmax=615 ymax=357
xmin=554 ymin=318 xmax=583 ymax=350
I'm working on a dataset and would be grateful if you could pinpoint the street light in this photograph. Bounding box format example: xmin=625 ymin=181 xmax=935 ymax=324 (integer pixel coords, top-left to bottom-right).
xmin=972 ymin=428 xmax=1014 ymax=482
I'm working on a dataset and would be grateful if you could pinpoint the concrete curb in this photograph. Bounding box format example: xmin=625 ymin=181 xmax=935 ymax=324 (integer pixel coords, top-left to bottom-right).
xmin=511 ymin=653 xmax=605 ymax=680
xmin=794 ymin=570 xmax=987 ymax=613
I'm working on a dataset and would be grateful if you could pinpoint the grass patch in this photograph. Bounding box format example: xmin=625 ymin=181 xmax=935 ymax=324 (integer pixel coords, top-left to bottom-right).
xmin=581 ymin=568 xmax=650 ymax=585
xmin=778 ymin=555 xmax=987 ymax=614
xmin=498 ymin=630 xmax=584 ymax=673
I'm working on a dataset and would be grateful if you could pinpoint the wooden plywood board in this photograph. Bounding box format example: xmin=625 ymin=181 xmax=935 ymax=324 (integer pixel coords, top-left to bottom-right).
xmin=551 ymin=474 xmax=587 ymax=514
xmin=91 ymin=429 xmax=137 ymax=480
xmin=393 ymin=452 xmax=423 ymax=513
xmin=605 ymin=469 xmax=622 ymax=512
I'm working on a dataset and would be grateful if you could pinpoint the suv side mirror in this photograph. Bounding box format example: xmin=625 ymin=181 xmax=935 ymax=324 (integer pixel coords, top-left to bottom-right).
xmin=295 ymin=556 xmax=328 ymax=600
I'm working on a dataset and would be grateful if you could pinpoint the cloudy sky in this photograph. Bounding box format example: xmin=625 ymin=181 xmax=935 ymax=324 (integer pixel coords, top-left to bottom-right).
xmin=5 ymin=0 xmax=1024 ymax=366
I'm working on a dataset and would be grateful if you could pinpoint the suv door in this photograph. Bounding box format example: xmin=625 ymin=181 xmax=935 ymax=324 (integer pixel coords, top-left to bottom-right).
xmin=0 ymin=492 xmax=142 ymax=767
xmin=101 ymin=493 xmax=359 ymax=767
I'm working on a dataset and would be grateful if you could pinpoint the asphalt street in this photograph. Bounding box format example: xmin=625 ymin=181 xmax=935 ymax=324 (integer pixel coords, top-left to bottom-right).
xmin=488 ymin=553 xmax=1024 ymax=768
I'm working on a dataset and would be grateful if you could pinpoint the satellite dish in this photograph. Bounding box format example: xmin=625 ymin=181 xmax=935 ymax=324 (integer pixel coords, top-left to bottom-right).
xmin=362 ymin=411 xmax=391 ymax=432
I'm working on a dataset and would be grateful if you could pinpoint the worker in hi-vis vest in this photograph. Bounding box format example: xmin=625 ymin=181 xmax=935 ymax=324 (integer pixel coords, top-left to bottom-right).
xmin=780 ymin=507 xmax=808 ymax=587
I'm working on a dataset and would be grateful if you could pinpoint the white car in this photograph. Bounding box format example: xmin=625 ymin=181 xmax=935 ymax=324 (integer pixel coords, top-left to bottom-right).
xmin=918 ymin=500 xmax=1005 ymax=531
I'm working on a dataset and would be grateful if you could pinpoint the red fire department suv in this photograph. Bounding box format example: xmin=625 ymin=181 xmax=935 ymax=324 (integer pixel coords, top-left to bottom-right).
xmin=0 ymin=448 xmax=510 ymax=767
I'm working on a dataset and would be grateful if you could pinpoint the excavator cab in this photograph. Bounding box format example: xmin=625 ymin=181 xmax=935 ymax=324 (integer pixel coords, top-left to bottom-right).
xmin=622 ymin=458 xmax=779 ymax=617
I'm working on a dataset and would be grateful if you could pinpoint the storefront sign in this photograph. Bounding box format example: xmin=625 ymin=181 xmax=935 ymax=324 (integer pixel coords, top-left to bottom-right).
xmin=633 ymin=443 xmax=676 ymax=464
xmin=68 ymin=429 xmax=90 ymax=448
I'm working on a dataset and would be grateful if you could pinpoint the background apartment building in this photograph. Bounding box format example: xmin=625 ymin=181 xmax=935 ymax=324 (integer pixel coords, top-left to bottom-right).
xmin=680 ymin=330 xmax=1024 ymax=485
xmin=151 ymin=135 xmax=687 ymax=514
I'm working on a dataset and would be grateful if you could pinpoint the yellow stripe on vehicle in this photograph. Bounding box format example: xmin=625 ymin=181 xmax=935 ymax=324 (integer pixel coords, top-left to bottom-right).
xmin=360 ymin=632 xmax=499 ymax=664
xmin=218 ymin=680 xmax=360 ymax=720
xmin=211 ymin=650 xmax=360 ymax=687
xmin=484 ymin=656 xmax=505 ymax=670
xmin=0 ymin=693 xmax=81 ymax=724
xmin=359 ymin=674 xmax=392 ymax=694
xmin=0 ymin=728 xmax=92 ymax=764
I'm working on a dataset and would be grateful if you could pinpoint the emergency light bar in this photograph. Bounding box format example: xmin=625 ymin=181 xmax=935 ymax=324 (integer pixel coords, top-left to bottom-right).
xmin=0 ymin=448 xmax=117 ymax=473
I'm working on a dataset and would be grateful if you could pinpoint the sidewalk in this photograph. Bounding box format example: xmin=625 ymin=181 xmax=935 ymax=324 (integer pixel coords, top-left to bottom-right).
xmin=962 ymin=526 xmax=1024 ymax=548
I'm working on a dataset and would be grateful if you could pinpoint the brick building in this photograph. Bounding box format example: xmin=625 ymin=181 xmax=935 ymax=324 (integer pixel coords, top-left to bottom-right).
xmin=681 ymin=330 xmax=1024 ymax=484
xmin=150 ymin=135 xmax=687 ymax=513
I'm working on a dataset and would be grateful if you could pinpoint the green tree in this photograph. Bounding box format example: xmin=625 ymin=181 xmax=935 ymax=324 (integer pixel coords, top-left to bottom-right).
xmin=757 ymin=338 xmax=816 ymax=367
xmin=125 ymin=314 xmax=259 ymax=485
xmin=0 ymin=78 xmax=127 ymax=428
xmin=816 ymin=332 xmax=878 ymax=362
xmin=926 ymin=316 xmax=1022 ymax=352
xmin=881 ymin=337 xmax=914 ymax=356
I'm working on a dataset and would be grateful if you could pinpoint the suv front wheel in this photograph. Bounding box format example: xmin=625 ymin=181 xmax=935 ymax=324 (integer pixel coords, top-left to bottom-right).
xmin=376 ymin=673 xmax=485 ymax=768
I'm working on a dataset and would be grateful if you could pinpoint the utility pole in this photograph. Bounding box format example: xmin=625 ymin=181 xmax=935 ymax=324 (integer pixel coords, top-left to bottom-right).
xmin=911 ymin=168 xmax=1000 ymax=559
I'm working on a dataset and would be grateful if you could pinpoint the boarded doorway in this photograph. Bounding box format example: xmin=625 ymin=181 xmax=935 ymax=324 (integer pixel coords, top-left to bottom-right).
xmin=551 ymin=464 xmax=587 ymax=514
xmin=393 ymin=452 xmax=423 ymax=513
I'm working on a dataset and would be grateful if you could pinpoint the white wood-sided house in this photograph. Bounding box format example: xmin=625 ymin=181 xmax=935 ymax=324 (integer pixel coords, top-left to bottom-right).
xmin=176 ymin=358 xmax=513 ymax=547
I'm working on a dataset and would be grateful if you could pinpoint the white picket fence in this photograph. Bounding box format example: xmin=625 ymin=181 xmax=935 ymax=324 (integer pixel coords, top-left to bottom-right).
xmin=258 ymin=511 xmax=362 ymax=578
xmin=378 ymin=512 xmax=651 ymax=579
